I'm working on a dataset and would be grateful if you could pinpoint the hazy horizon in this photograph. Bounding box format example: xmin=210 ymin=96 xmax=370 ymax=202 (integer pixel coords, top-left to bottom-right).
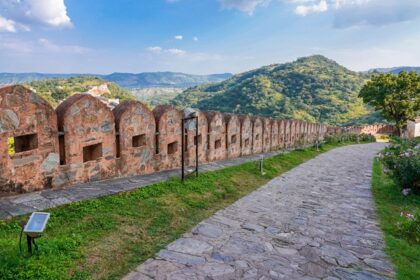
xmin=1 ymin=0 xmax=420 ymax=74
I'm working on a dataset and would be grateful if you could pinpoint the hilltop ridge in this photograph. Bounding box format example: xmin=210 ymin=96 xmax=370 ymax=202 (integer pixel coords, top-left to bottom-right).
xmin=172 ymin=55 xmax=377 ymax=125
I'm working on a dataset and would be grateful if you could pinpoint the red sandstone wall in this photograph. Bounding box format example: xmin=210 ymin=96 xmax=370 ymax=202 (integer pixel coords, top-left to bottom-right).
xmin=239 ymin=115 xmax=252 ymax=156
xmin=224 ymin=114 xmax=241 ymax=159
xmin=56 ymin=94 xmax=117 ymax=185
xmin=262 ymin=118 xmax=272 ymax=153
xmin=0 ymin=85 xmax=59 ymax=193
xmin=153 ymin=105 xmax=182 ymax=170
xmin=290 ymin=120 xmax=297 ymax=147
xmin=1 ymin=85 xmax=369 ymax=195
xmin=284 ymin=120 xmax=291 ymax=148
xmin=113 ymin=101 xmax=155 ymax=176
xmin=206 ymin=112 xmax=227 ymax=162
xmin=251 ymin=117 xmax=263 ymax=154
xmin=278 ymin=120 xmax=285 ymax=149
xmin=185 ymin=111 xmax=208 ymax=166
xmin=271 ymin=119 xmax=279 ymax=150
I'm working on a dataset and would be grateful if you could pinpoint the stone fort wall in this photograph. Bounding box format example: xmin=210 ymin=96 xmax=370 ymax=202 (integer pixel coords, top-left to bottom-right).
xmin=0 ymin=85 xmax=385 ymax=195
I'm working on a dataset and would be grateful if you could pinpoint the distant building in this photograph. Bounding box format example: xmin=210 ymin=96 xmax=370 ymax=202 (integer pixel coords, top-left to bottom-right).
xmin=407 ymin=116 xmax=420 ymax=138
xmin=85 ymin=83 xmax=119 ymax=109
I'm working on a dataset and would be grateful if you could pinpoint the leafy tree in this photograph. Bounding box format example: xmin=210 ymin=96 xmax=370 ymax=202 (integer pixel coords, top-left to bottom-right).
xmin=359 ymin=71 xmax=420 ymax=135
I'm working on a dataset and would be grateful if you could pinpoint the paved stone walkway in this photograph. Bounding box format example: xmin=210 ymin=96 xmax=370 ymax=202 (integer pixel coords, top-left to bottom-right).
xmin=124 ymin=143 xmax=395 ymax=280
xmin=0 ymin=148 xmax=291 ymax=220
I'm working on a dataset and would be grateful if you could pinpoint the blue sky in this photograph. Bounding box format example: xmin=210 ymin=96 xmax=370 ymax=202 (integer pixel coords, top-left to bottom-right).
xmin=1 ymin=0 xmax=420 ymax=74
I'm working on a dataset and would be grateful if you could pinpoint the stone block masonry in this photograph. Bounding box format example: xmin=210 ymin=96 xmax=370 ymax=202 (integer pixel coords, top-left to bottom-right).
xmin=251 ymin=117 xmax=263 ymax=154
xmin=224 ymin=114 xmax=241 ymax=159
xmin=239 ymin=115 xmax=252 ymax=156
xmin=205 ymin=112 xmax=227 ymax=162
xmin=56 ymin=94 xmax=117 ymax=186
xmin=0 ymin=85 xmax=59 ymax=193
xmin=113 ymin=100 xmax=155 ymax=176
xmin=153 ymin=105 xmax=183 ymax=171
xmin=0 ymin=85 xmax=386 ymax=195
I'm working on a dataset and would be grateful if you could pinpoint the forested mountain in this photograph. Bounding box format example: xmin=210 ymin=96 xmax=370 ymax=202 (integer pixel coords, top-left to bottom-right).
xmin=0 ymin=72 xmax=232 ymax=88
xmin=172 ymin=55 xmax=380 ymax=125
xmin=0 ymin=73 xmax=84 ymax=84
xmin=105 ymin=72 xmax=232 ymax=88
xmin=26 ymin=76 xmax=134 ymax=107
xmin=369 ymin=67 xmax=420 ymax=75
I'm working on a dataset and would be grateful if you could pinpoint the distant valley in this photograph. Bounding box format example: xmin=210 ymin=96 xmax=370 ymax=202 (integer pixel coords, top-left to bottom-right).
xmin=0 ymin=72 xmax=232 ymax=88
xmin=2 ymin=56 xmax=419 ymax=125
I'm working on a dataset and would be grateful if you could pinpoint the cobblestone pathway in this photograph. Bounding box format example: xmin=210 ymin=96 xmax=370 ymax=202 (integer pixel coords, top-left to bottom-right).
xmin=124 ymin=143 xmax=395 ymax=280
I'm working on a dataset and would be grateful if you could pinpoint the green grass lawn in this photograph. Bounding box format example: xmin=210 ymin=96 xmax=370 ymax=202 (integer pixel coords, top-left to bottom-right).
xmin=371 ymin=160 xmax=420 ymax=280
xmin=0 ymin=141 xmax=363 ymax=280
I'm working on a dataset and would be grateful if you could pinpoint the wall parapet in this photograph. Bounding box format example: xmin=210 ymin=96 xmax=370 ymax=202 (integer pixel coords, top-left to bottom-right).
xmin=0 ymin=85 xmax=376 ymax=195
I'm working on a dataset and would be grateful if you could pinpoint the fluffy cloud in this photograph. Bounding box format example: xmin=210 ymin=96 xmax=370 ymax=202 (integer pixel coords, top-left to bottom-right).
xmin=332 ymin=0 xmax=420 ymax=28
xmin=0 ymin=0 xmax=72 ymax=32
xmin=146 ymin=46 xmax=187 ymax=56
xmin=166 ymin=48 xmax=186 ymax=55
xmin=147 ymin=46 xmax=163 ymax=53
xmin=295 ymin=0 xmax=328 ymax=16
xmin=218 ymin=0 xmax=271 ymax=15
xmin=174 ymin=35 xmax=183 ymax=40
xmin=0 ymin=15 xmax=17 ymax=32
xmin=290 ymin=0 xmax=420 ymax=27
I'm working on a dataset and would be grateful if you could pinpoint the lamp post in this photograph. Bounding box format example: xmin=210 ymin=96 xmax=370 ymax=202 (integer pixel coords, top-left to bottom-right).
xmin=181 ymin=108 xmax=199 ymax=181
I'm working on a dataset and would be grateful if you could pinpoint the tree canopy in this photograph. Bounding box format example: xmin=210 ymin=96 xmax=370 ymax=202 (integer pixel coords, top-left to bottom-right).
xmin=359 ymin=71 xmax=420 ymax=135
xmin=172 ymin=55 xmax=381 ymax=125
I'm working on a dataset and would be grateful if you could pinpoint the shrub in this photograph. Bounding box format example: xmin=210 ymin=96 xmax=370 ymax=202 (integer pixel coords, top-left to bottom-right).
xmin=397 ymin=210 xmax=420 ymax=244
xmin=324 ymin=133 xmax=375 ymax=145
xmin=380 ymin=137 xmax=420 ymax=194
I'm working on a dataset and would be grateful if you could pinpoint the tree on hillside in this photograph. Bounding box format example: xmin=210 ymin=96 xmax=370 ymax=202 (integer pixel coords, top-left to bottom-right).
xmin=359 ymin=71 xmax=420 ymax=135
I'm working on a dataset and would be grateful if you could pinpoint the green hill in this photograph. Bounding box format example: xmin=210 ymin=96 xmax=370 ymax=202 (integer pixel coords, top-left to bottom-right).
xmin=26 ymin=76 xmax=135 ymax=107
xmin=172 ymin=55 xmax=380 ymax=125
xmin=0 ymin=72 xmax=232 ymax=89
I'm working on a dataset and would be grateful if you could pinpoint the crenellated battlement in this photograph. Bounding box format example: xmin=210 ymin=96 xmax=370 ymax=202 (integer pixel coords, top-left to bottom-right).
xmin=0 ymin=85 xmax=390 ymax=195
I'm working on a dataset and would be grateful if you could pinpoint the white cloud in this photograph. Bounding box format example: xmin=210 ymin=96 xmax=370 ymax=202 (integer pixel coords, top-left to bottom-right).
xmin=0 ymin=0 xmax=72 ymax=32
xmin=174 ymin=35 xmax=183 ymax=40
xmin=295 ymin=0 xmax=328 ymax=16
xmin=166 ymin=48 xmax=186 ymax=56
xmin=193 ymin=36 xmax=199 ymax=41
xmin=218 ymin=0 xmax=271 ymax=15
xmin=146 ymin=46 xmax=187 ymax=56
xmin=0 ymin=15 xmax=17 ymax=32
xmin=332 ymin=0 xmax=420 ymax=28
xmin=38 ymin=38 xmax=90 ymax=54
xmin=146 ymin=46 xmax=163 ymax=53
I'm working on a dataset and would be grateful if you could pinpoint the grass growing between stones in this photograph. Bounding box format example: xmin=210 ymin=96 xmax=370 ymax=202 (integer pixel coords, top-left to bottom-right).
xmin=371 ymin=160 xmax=420 ymax=280
xmin=0 ymin=142 xmax=358 ymax=280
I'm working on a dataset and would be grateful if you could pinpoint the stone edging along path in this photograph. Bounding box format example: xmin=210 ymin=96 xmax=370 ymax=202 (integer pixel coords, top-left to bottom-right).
xmin=0 ymin=146 xmax=303 ymax=220
xmin=124 ymin=143 xmax=395 ymax=280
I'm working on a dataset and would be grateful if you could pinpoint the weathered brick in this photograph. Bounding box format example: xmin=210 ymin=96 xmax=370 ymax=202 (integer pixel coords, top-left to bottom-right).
xmin=153 ymin=105 xmax=182 ymax=170
xmin=205 ymin=112 xmax=227 ymax=161
xmin=262 ymin=117 xmax=272 ymax=153
xmin=56 ymin=94 xmax=116 ymax=185
xmin=0 ymin=85 xmax=59 ymax=193
xmin=224 ymin=114 xmax=240 ymax=159
xmin=113 ymin=100 xmax=155 ymax=176
xmin=239 ymin=115 xmax=252 ymax=156
xmin=251 ymin=116 xmax=263 ymax=154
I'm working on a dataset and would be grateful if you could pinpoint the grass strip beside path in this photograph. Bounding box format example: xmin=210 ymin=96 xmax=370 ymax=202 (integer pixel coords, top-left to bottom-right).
xmin=0 ymin=142 xmax=361 ymax=280
xmin=371 ymin=160 xmax=420 ymax=280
